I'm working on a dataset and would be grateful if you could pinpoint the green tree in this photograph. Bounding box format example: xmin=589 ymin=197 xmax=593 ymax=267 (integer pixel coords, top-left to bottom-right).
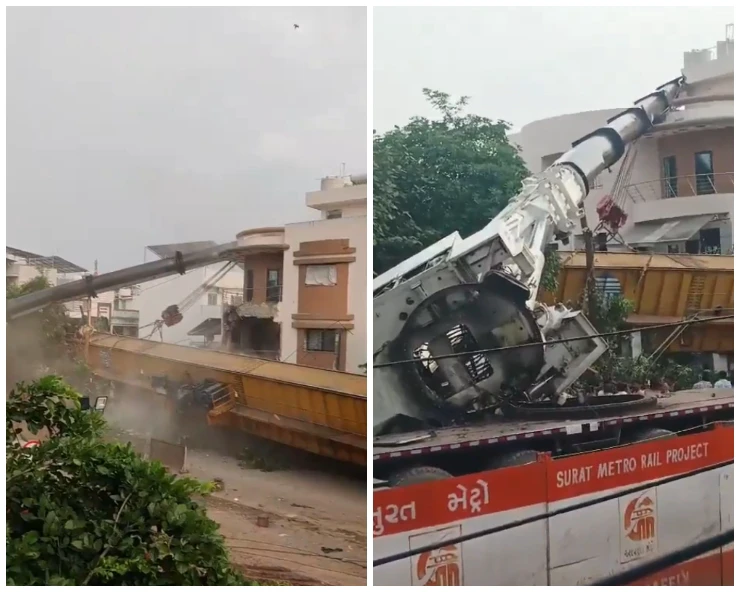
xmin=581 ymin=292 xmax=696 ymax=390
xmin=373 ymin=89 xmax=529 ymax=273
xmin=6 ymin=376 xmax=253 ymax=586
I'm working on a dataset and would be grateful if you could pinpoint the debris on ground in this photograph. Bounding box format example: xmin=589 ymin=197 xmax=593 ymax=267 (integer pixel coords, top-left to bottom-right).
xmin=321 ymin=547 xmax=343 ymax=554
xmin=256 ymin=515 xmax=270 ymax=528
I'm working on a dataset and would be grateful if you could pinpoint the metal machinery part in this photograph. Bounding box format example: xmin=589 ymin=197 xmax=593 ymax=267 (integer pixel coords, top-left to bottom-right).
xmin=373 ymin=77 xmax=685 ymax=437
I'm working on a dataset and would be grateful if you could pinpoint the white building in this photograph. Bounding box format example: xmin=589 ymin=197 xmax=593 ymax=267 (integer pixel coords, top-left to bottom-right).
xmin=6 ymin=246 xmax=140 ymax=335
xmin=136 ymin=241 xmax=244 ymax=347
xmin=510 ymin=26 xmax=734 ymax=255
xmin=226 ymin=175 xmax=367 ymax=374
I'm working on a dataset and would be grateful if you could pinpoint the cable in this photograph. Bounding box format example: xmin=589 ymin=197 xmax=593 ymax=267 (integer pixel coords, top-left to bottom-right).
xmin=593 ymin=529 xmax=733 ymax=585
xmin=373 ymin=314 xmax=734 ymax=369
xmin=373 ymin=459 xmax=733 ymax=568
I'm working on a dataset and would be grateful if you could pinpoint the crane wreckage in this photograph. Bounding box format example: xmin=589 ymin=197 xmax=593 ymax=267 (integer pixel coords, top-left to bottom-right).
xmin=8 ymin=240 xmax=367 ymax=466
xmin=372 ymin=76 xmax=688 ymax=438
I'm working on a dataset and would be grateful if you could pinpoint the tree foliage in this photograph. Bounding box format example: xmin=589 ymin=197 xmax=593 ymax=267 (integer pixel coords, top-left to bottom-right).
xmin=373 ymin=89 xmax=529 ymax=273
xmin=582 ymin=292 xmax=696 ymax=390
xmin=6 ymin=377 xmax=253 ymax=586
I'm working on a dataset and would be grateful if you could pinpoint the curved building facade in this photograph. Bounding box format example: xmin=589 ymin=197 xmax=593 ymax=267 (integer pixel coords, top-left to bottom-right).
xmin=510 ymin=27 xmax=734 ymax=256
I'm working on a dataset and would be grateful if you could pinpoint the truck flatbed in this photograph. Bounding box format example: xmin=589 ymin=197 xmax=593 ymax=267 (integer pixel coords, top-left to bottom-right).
xmin=373 ymin=388 xmax=733 ymax=461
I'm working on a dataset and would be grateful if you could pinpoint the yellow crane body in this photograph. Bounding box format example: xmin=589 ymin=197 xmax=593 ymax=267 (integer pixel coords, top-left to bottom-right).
xmin=85 ymin=333 xmax=367 ymax=466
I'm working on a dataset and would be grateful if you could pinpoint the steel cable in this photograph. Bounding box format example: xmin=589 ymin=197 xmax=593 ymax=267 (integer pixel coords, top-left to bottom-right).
xmin=373 ymin=313 xmax=734 ymax=368
xmin=592 ymin=529 xmax=733 ymax=585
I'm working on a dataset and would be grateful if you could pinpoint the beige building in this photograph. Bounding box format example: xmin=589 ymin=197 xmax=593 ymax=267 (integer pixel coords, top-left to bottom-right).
xmin=6 ymin=246 xmax=140 ymax=336
xmin=510 ymin=26 xmax=734 ymax=255
xmin=224 ymin=175 xmax=367 ymax=374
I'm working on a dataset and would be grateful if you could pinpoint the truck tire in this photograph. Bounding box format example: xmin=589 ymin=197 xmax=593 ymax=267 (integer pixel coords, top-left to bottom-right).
xmin=387 ymin=465 xmax=452 ymax=487
xmin=621 ymin=427 xmax=675 ymax=445
xmin=485 ymin=449 xmax=539 ymax=470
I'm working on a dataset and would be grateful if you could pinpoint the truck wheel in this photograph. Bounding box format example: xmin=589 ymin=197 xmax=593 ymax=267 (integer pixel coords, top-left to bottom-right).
xmin=621 ymin=427 xmax=675 ymax=445
xmin=485 ymin=449 xmax=539 ymax=470
xmin=387 ymin=465 xmax=452 ymax=487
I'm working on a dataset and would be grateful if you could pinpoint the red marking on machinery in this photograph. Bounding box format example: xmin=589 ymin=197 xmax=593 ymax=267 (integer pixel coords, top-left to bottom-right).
xmin=596 ymin=195 xmax=628 ymax=232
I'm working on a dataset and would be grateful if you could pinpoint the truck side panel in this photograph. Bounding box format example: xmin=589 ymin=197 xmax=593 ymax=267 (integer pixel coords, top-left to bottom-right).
xmin=373 ymin=424 xmax=733 ymax=586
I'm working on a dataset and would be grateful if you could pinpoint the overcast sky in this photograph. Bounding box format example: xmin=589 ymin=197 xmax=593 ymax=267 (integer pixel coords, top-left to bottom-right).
xmin=374 ymin=7 xmax=734 ymax=133
xmin=7 ymin=7 xmax=366 ymax=271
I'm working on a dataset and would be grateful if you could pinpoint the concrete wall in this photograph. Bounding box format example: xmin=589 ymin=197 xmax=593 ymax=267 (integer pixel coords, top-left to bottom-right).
xmin=657 ymin=127 xmax=734 ymax=193
xmin=508 ymin=49 xmax=734 ymax=252
xmin=279 ymin=214 xmax=367 ymax=374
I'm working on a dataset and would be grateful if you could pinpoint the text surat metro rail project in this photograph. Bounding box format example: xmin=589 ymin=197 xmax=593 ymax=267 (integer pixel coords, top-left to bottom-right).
xmin=372 ymin=75 xmax=733 ymax=585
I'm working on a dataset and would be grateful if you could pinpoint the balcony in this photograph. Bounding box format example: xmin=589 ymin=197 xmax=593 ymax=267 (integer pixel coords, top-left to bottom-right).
xmin=234 ymin=227 xmax=287 ymax=253
xmin=111 ymin=309 xmax=140 ymax=327
xmin=624 ymin=173 xmax=733 ymax=224
xmin=235 ymin=301 xmax=279 ymax=319
xmin=222 ymin=289 xmax=279 ymax=319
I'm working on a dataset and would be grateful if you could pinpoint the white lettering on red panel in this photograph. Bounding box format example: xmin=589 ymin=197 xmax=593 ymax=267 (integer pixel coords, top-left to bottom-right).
xmin=374 ymin=502 xmax=417 ymax=537
xmin=554 ymin=441 xmax=712 ymax=491
xmin=447 ymin=479 xmax=490 ymax=514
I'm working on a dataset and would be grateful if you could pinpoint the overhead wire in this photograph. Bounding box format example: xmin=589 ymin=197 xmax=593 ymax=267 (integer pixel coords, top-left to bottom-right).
xmin=592 ymin=530 xmax=733 ymax=585
xmin=373 ymin=313 xmax=734 ymax=368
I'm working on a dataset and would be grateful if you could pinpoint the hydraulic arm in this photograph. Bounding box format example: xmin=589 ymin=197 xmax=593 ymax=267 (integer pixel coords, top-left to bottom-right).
xmin=373 ymin=77 xmax=685 ymax=436
xmin=7 ymin=242 xmax=239 ymax=321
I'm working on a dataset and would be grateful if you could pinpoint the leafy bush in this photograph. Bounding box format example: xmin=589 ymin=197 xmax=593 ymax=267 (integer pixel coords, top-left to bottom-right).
xmin=6 ymin=377 xmax=253 ymax=586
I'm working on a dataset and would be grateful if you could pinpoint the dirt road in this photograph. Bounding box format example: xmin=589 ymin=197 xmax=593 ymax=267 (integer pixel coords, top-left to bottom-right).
xmin=106 ymin=396 xmax=367 ymax=586
xmin=186 ymin=449 xmax=367 ymax=586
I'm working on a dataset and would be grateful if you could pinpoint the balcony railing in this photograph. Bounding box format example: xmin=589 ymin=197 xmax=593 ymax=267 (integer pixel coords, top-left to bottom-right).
xmin=111 ymin=309 xmax=140 ymax=326
xmin=624 ymin=172 xmax=734 ymax=202
xmin=221 ymin=286 xmax=283 ymax=308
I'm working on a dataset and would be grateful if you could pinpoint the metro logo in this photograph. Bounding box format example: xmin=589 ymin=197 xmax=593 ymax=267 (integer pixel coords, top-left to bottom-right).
xmin=415 ymin=546 xmax=461 ymax=586
xmin=620 ymin=489 xmax=658 ymax=564
xmin=624 ymin=493 xmax=656 ymax=542
xmin=410 ymin=525 xmax=463 ymax=586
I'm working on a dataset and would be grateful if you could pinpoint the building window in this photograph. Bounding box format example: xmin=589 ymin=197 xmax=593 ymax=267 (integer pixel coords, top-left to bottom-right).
xmin=662 ymin=156 xmax=678 ymax=198
xmin=305 ymin=264 xmax=337 ymax=286
xmin=327 ymin=209 xmax=342 ymax=220
xmin=694 ymin=151 xmax=714 ymax=194
xmin=305 ymin=329 xmax=337 ymax=352
xmin=594 ymin=275 xmax=622 ymax=301
xmin=266 ymin=269 xmax=281 ymax=302
xmin=244 ymin=269 xmax=254 ymax=302
xmin=699 ymin=227 xmax=721 ymax=254
xmin=207 ymin=291 xmax=218 ymax=306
